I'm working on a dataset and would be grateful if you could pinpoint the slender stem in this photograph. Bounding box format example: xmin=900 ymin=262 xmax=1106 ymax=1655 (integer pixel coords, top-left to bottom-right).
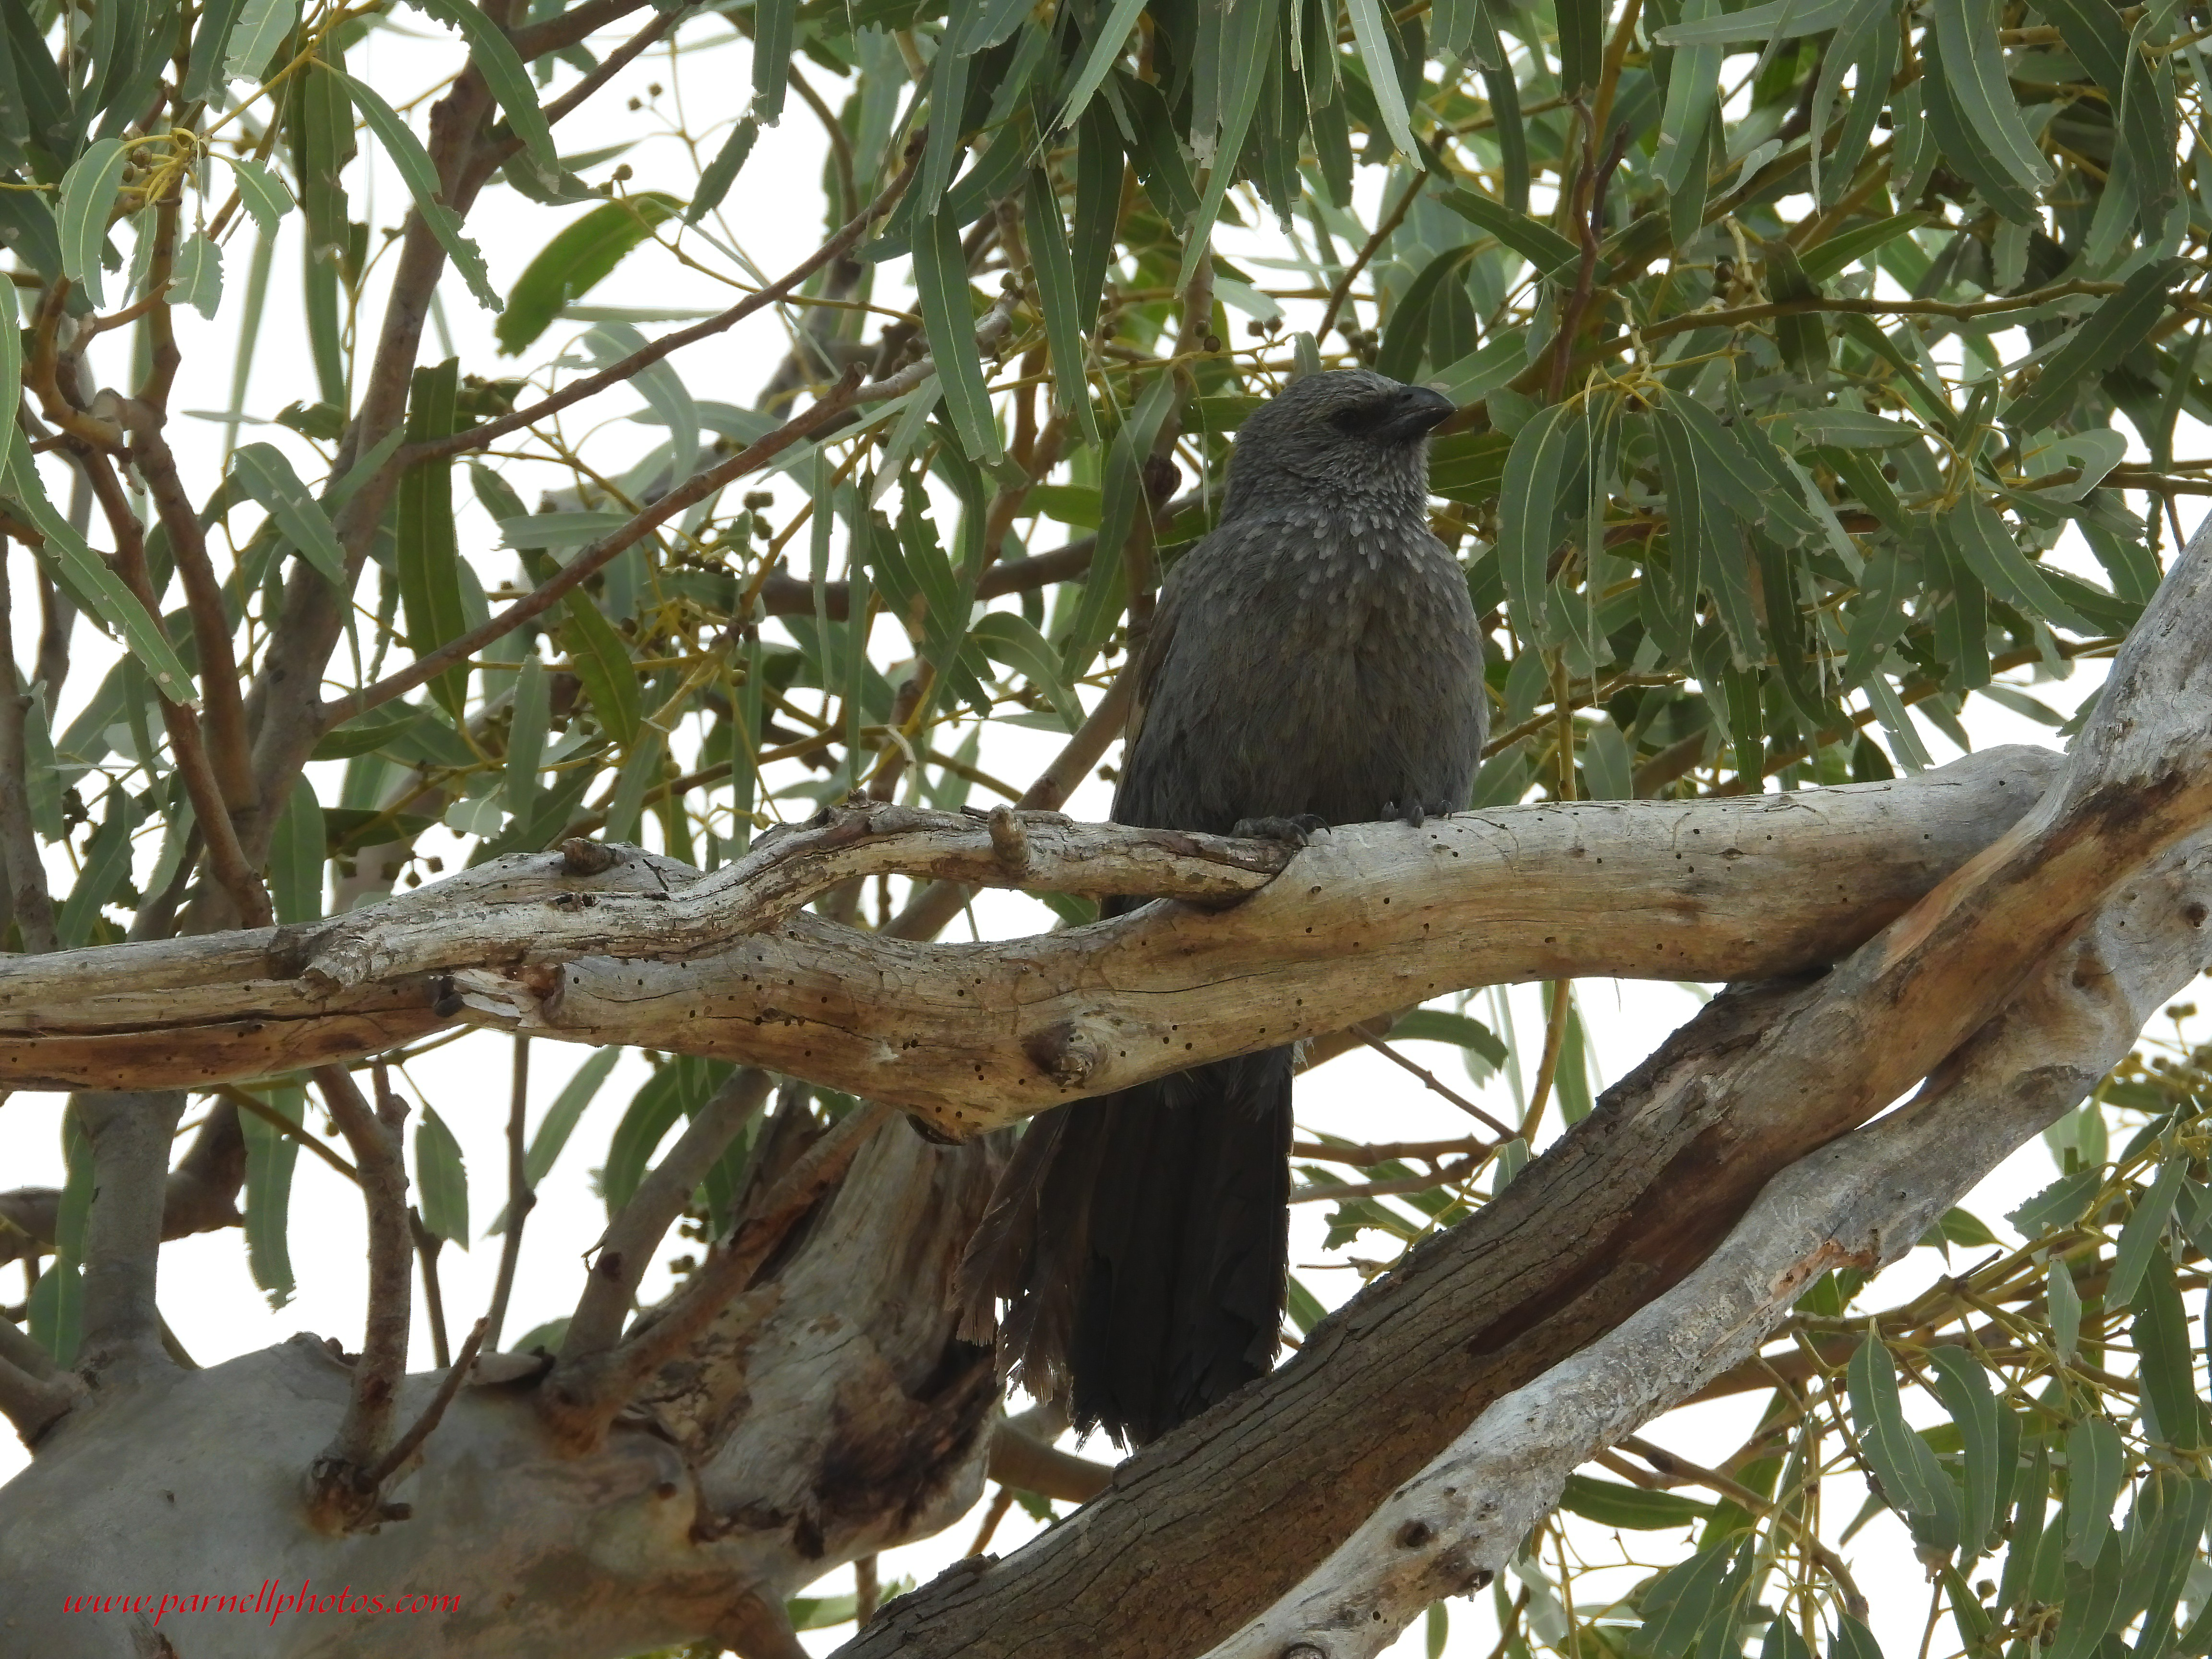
xmin=560 ymin=1068 xmax=774 ymax=1360
xmin=401 ymin=151 xmax=920 ymax=468
xmin=360 ymin=1316 xmax=488 ymax=1488
xmin=324 ymin=366 xmax=867 ymax=729
xmin=310 ymin=1064 xmax=413 ymax=1520
xmin=483 ymin=1036 xmax=532 ymax=1350
xmin=1353 ymin=1030 xmax=1514 ymax=1138
xmin=410 ymin=1209 xmax=451 ymax=1370
xmin=74 ymin=452 xmax=275 ymax=928
xmin=1318 ymin=173 xmax=1426 ymax=345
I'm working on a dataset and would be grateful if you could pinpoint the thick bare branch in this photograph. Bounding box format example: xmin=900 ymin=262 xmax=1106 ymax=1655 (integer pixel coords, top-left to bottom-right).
xmin=838 ymin=517 xmax=2212 ymax=1659
xmin=0 ymin=1347 xmax=81 ymax=1443
xmin=71 ymin=1091 xmax=188 ymax=1385
xmin=0 ymin=750 xmax=2065 ymax=1108
xmin=1202 ymin=819 xmax=2212 ymax=1659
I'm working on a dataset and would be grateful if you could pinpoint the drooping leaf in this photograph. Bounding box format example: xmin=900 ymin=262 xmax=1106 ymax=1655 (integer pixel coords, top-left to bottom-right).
xmin=414 ymin=1106 xmax=471 ymax=1248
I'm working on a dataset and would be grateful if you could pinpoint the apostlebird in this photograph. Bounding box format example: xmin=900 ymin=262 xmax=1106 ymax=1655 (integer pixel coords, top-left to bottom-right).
xmin=958 ymin=368 xmax=1489 ymax=1446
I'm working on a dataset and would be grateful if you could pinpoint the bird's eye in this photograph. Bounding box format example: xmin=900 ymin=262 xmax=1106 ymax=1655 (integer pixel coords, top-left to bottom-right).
xmin=1327 ymin=400 xmax=1392 ymax=436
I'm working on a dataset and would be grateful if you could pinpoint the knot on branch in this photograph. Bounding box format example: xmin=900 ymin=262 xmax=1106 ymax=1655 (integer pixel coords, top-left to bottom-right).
xmin=561 ymin=837 xmax=621 ymax=876
xmin=1025 ymin=1020 xmax=1110 ymax=1088
xmin=987 ymin=805 xmax=1031 ymax=877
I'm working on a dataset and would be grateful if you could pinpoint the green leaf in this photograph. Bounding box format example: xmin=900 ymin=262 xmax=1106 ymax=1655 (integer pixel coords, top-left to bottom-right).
xmin=2005 ymin=259 xmax=2188 ymax=434
xmin=317 ymin=58 xmax=502 ymax=312
xmin=414 ymin=1105 xmax=470 ymax=1248
xmin=231 ymin=441 xmax=349 ymax=591
xmin=58 ymin=137 xmax=128 ymax=309
xmin=752 ymin=0 xmax=796 ymax=124
xmin=913 ymin=208 xmax=1003 ymax=465
xmin=504 ymin=652 xmax=551 ymax=825
xmin=1438 ymin=187 xmax=1581 ymax=278
xmin=1828 ymin=1616 xmax=1884 ymax=1659
xmin=1558 ymin=1474 xmax=1714 ymax=1531
xmin=223 ymin=0 xmax=297 ymax=84
xmin=56 ymin=783 xmax=141 ymax=948
xmin=1800 ymin=213 xmax=1931 ymax=285
xmin=407 ymin=0 xmax=559 ymax=188
xmin=2 ymin=428 xmax=195 ymax=706
xmin=1377 ymin=244 xmax=1476 ymax=383
xmin=1847 ymin=1328 xmax=1960 ymax=1553
xmin=239 ymin=1084 xmax=302 ymax=1309
xmin=1391 ymin=1009 xmax=1509 ymax=1070
xmin=268 ymin=775 xmax=325 ymax=925
xmin=182 ymin=0 xmax=250 ymax=100
xmin=1063 ymin=368 xmax=1178 ymax=678
xmin=558 ymin=588 xmax=642 ymax=745
xmin=1656 ymin=0 xmax=1722 ymax=196
xmin=397 ymin=360 xmax=471 ymax=719
xmin=686 ymin=119 xmax=758 ymax=225
xmin=526 ymin=1047 xmax=622 ymax=1189
xmin=2132 ymin=1250 xmax=2202 ymax=1450
xmin=2108 ymin=1144 xmax=2188 ymax=1307
xmin=1497 ymin=398 xmax=1579 ymax=640
xmin=1918 ymin=24 xmax=2043 ymax=225
xmin=2063 ymin=1415 xmax=2124 ymax=1564
xmin=1924 ymin=1346 xmax=2004 ymax=1556
xmin=1023 ymin=168 xmax=1099 ymax=446
xmin=1055 ymin=0 xmax=1148 ymax=130
xmin=1346 ymin=0 xmax=1419 ymax=155
xmin=972 ymin=611 xmax=1084 ymax=733
xmin=2040 ymin=0 xmax=2128 ymax=99
xmin=1653 ymin=0 xmax=1857 ymax=47
xmin=1945 ymin=494 xmax=2099 ymax=635
xmin=224 ymin=157 xmax=295 ymax=240
xmin=170 ymin=230 xmax=223 ymax=320
xmin=602 ymin=1061 xmax=688 ymax=1217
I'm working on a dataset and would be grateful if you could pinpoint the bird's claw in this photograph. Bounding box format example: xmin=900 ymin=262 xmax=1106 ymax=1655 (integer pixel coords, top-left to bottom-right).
xmin=1232 ymin=814 xmax=1328 ymax=847
xmin=1380 ymin=801 xmax=1431 ymax=828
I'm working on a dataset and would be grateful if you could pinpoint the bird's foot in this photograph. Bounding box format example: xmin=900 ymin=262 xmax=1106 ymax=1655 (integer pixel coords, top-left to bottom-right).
xmin=1232 ymin=814 xmax=1329 ymax=847
xmin=1380 ymin=800 xmax=1436 ymax=828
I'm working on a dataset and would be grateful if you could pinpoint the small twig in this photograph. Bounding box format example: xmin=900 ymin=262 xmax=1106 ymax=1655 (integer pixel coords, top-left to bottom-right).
xmin=216 ymin=1086 xmax=359 ymax=1182
xmin=483 ymin=1035 xmax=532 ymax=1351
xmin=402 ymin=148 xmax=920 ymax=467
xmin=1290 ymin=1137 xmax=1487 ymax=1167
xmin=1521 ymin=979 xmax=1574 ymax=1141
xmin=409 ymin=1209 xmax=451 ymax=1371
xmin=1353 ymin=1030 xmax=1515 ymax=1138
xmin=854 ymin=1553 xmax=882 ymax=1622
xmin=0 ymin=1348 xmax=80 ymax=1440
xmin=1292 ymin=1156 xmax=1485 ymax=1204
xmin=360 ymin=1316 xmax=488 ymax=1490
xmin=967 ymin=1490 xmax=1017 ymax=1557
xmin=1318 ymin=172 xmax=1427 ymax=345
xmin=561 ymin=1067 xmax=774 ymax=1360
xmin=325 ymin=365 xmax=868 ymax=729
xmin=1618 ymin=1435 xmax=1868 ymax=1622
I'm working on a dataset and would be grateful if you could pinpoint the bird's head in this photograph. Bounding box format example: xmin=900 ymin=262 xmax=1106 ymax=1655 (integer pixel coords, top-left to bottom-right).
xmin=1220 ymin=368 xmax=1456 ymax=520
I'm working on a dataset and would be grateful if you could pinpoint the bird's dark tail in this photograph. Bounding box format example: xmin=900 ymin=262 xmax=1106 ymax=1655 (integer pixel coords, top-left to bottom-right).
xmin=956 ymin=1048 xmax=1293 ymax=1447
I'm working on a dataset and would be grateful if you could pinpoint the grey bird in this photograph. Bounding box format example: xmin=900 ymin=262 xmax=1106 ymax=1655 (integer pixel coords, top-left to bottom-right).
xmin=957 ymin=368 xmax=1489 ymax=1446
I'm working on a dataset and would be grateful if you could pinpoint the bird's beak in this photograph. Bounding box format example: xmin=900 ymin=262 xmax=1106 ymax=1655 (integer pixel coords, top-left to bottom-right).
xmin=1380 ymin=384 xmax=1458 ymax=444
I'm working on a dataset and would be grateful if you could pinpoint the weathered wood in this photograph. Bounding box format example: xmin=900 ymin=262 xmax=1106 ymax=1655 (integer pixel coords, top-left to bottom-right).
xmin=1202 ymin=823 xmax=2212 ymax=1658
xmin=0 ymin=749 xmax=2061 ymax=1124
xmin=835 ymin=522 xmax=2212 ymax=1659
